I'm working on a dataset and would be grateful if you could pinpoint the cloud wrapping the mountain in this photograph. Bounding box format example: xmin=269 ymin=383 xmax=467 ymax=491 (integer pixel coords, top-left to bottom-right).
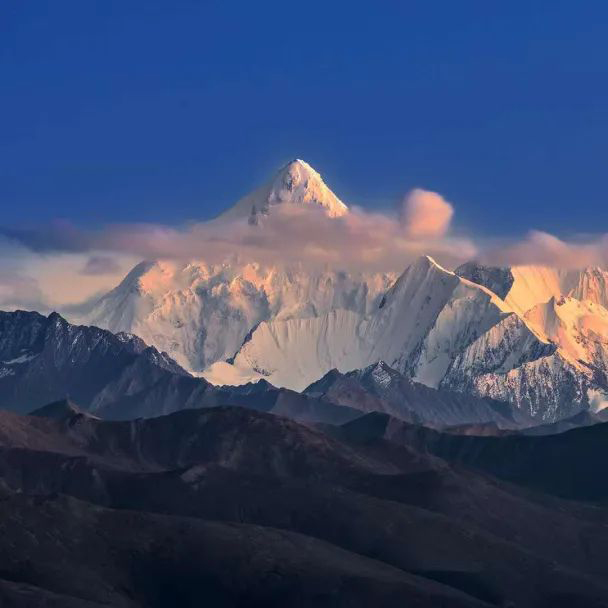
xmin=80 ymin=256 xmax=122 ymax=276
xmin=1 ymin=202 xmax=476 ymax=274
xmin=483 ymin=230 xmax=608 ymax=269
xmin=400 ymin=189 xmax=454 ymax=238
xmin=0 ymin=270 xmax=47 ymax=311
xmin=2 ymin=188 xmax=607 ymax=308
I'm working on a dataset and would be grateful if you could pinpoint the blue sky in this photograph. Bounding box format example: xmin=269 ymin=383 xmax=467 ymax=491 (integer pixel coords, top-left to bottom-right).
xmin=2 ymin=1 xmax=608 ymax=237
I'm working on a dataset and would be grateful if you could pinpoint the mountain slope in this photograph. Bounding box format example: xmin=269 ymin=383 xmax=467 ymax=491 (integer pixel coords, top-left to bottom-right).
xmin=0 ymin=310 xmax=188 ymax=413
xmin=0 ymin=310 xmax=533 ymax=429
xmin=226 ymin=256 xmax=542 ymax=389
xmin=0 ymin=311 xmax=366 ymax=424
xmin=70 ymin=260 xmax=392 ymax=373
xmin=456 ymin=262 xmax=608 ymax=316
xmin=338 ymin=410 xmax=608 ymax=502
xmin=1 ymin=405 xmax=608 ymax=606
xmin=57 ymin=161 xmax=608 ymax=423
xmin=305 ymin=361 xmax=527 ymax=428
xmin=525 ymin=295 xmax=608 ymax=375
xmin=225 ymin=256 xmax=608 ymax=421
xmin=64 ymin=160 xmax=391 ymax=374
xmin=446 ymin=265 xmax=608 ymax=418
xmin=2 ymin=492 xmax=488 ymax=608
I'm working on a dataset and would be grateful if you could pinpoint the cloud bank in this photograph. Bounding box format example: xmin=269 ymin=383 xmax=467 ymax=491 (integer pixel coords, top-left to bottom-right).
xmin=1 ymin=192 xmax=475 ymax=274
xmin=81 ymin=256 xmax=122 ymax=276
xmin=1 ymin=187 xmax=607 ymax=310
xmin=482 ymin=230 xmax=608 ymax=269
xmin=0 ymin=270 xmax=47 ymax=311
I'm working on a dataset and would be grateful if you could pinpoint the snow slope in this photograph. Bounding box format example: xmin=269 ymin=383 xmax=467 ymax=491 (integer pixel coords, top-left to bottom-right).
xmin=70 ymin=260 xmax=392 ymax=373
xmin=222 ymin=256 xmax=608 ymax=421
xmin=225 ymin=256 xmax=520 ymax=391
xmin=525 ymin=296 xmax=608 ymax=371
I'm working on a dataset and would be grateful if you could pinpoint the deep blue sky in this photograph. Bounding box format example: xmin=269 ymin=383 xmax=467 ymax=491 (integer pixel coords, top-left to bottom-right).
xmin=2 ymin=1 xmax=607 ymax=236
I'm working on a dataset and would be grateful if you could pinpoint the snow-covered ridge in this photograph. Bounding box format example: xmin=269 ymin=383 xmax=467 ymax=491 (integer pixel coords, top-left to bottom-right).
xmin=217 ymin=256 xmax=608 ymax=421
xmin=457 ymin=262 xmax=608 ymax=315
xmin=70 ymin=258 xmax=394 ymax=373
xmin=524 ymin=295 xmax=608 ymax=373
xmin=223 ymin=255 xmax=517 ymax=390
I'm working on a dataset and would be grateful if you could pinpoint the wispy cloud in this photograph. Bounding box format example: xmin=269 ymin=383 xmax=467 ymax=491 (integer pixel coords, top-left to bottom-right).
xmin=481 ymin=230 xmax=608 ymax=269
xmin=80 ymin=255 xmax=122 ymax=276
xmin=0 ymin=193 xmax=474 ymax=273
xmin=0 ymin=270 xmax=47 ymax=312
xmin=0 ymin=235 xmax=135 ymax=309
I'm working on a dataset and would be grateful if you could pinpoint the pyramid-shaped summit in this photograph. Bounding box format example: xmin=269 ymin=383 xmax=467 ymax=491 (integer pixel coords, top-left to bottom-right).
xmin=218 ymin=159 xmax=349 ymax=223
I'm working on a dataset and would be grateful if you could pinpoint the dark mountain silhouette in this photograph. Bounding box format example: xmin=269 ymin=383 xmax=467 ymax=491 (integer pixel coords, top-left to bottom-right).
xmin=0 ymin=404 xmax=607 ymax=606
xmin=305 ymin=361 xmax=526 ymax=428
xmin=0 ymin=311 xmax=361 ymax=425
xmin=335 ymin=410 xmax=608 ymax=502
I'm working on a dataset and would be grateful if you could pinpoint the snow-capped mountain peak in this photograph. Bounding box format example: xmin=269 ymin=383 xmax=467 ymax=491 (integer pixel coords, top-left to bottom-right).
xmin=218 ymin=159 xmax=349 ymax=223
xmin=524 ymin=294 xmax=608 ymax=369
xmin=57 ymin=151 xmax=608 ymax=425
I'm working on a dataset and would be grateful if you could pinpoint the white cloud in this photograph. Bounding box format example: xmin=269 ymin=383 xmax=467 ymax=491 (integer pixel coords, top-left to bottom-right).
xmin=482 ymin=230 xmax=608 ymax=269
xmin=0 ymin=200 xmax=475 ymax=275
xmin=400 ymin=188 xmax=454 ymax=239
xmin=80 ymin=255 xmax=122 ymax=276
xmin=0 ymin=236 xmax=137 ymax=310
xmin=0 ymin=270 xmax=46 ymax=311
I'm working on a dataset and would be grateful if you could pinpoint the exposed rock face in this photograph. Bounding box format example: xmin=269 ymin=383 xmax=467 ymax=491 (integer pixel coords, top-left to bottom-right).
xmin=0 ymin=310 xmax=187 ymax=413
xmin=305 ymin=361 xmax=525 ymax=429
xmin=0 ymin=311 xmax=366 ymax=424
xmin=455 ymin=261 xmax=514 ymax=300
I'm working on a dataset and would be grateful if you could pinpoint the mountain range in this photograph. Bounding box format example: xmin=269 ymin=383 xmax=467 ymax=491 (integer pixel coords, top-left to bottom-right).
xmin=0 ymin=309 xmax=533 ymax=431
xmin=2 ymin=159 xmax=608 ymax=606
xmin=1 ymin=400 xmax=608 ymax=606
xmin=57 ymin=159 xmax=608 ymax=424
